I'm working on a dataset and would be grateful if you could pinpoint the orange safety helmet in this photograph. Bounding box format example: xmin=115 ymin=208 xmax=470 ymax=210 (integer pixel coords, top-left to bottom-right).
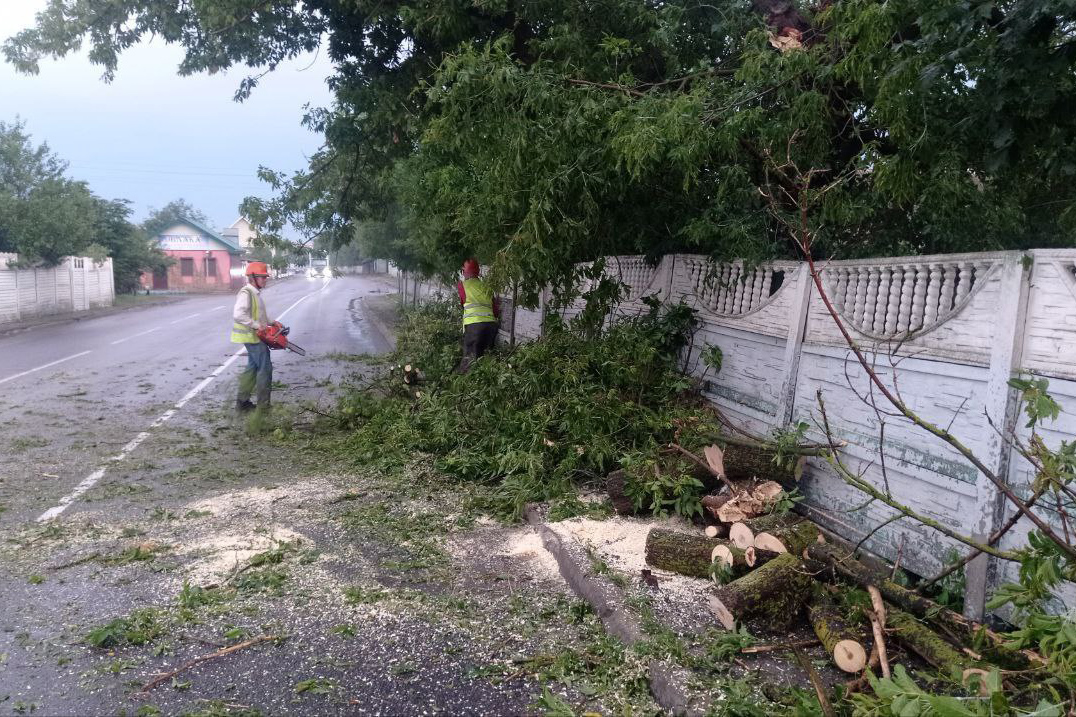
xmin=462 ymin=258 xmax=480 ymax=278
xmin=245 ymin=261 xmax=270 ymax=277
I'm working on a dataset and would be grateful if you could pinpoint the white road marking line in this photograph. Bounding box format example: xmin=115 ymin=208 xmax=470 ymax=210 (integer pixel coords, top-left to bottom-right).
xmin=168 ymin=312 xmax=202 ymax=324
xmin=36 ymin=289 xmax=320 ymax=522
xmin=110 ymin=327 xmax=161 ymax=345
xmin=210 ymin=305 xmax=228 ymax=311
xmin=0 ymin=351 xmax=92 ymax=386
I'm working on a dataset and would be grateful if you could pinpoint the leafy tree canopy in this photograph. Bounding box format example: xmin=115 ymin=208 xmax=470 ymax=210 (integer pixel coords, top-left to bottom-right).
xmin=140 ymin=198 xmax=210 ymax=238
xmin=0 ymin=119 xmax=168 ymax=289
xmin=9 ymin=1 xmax=1076 ymax=300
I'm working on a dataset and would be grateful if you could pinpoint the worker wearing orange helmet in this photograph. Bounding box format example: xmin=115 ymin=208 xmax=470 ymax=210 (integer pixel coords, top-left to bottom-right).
xmin=231 ymin=261 xmax=274 ymax=412
xmin=456 ymin=258 xmax=500 ymax=373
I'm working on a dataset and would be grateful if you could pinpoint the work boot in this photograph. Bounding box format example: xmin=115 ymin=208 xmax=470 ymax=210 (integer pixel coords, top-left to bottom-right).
xmin=236 ymin=399 xmax=255 ymax=413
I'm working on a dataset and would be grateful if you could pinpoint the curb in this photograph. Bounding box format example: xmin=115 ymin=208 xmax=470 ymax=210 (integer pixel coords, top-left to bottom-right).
xmin=523 ymin=505 xmax=703 ymax=716
xmin=360 ymin=296 xmax=398 ymax=352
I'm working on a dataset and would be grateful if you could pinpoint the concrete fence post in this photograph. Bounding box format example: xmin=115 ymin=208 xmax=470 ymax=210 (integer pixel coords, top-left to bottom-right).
xmin=777 ymin=263 xmax=814 ymax=427
xmin=14 ymin=263 xmax=21 ymax=321
xmin=963 ymin=254 xmax=1031 ymax=619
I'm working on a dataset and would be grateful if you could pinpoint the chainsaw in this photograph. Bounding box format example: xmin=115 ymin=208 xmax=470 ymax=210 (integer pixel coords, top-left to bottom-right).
xmin=257 ymin=321 xmax=307 ymax=356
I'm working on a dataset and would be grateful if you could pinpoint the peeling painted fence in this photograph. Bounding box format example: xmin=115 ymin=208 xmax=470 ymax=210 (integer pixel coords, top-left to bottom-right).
xmin=399 ymin=249 xmax=1075 ymax=618
xmin=0 ymin=253 xmax=115 ymax=325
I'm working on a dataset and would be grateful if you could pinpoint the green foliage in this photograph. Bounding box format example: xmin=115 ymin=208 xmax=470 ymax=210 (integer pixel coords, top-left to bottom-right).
xmin=21 ymin=1 xmax=1076 ymax=296
xmin=851 ymin=664 xmax=1062 ymax=717
xmin=621 ymin=452 xmax=705 ymax=518
xmin=768 ymin=487 xmax=804 ymax=517
xmin=84 ymin=608 xmax=164 ymax=648
xmin=340 ymin=297 xmax=701 ymax=518
xmin=139 ymin=199 xmax=208 ymax=239
xmin=704 ymin=625 xmax=756 ymax=663
xmin=700 ymin=345 xmax=723 ymax=375
xmin=293 ymin=678 xmax=338 ymax=695
xmin=1011 ymin=377 xmax=1062 ymax=429
xmin=0 ymin=119 xmax=167 ymax=286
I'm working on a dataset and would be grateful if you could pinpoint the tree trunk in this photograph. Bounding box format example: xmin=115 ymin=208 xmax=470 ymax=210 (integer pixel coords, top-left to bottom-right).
xmin=605 ymin=469 xmax=635 ymax=515
xmin=708 ymin=552 xmax=813 ymax=631
xmin=645 ymin=527 xmax=777 ymax=579
xmin=758 ymin=519 xmax=820 ymax=555
xmin=645 ymin=528 xmax=724 ymax=579
xmin=718 ymin=441 xmax=805 ymax=488
xmin=804 ymin=543 xmax=1031 ymax=670
xmin=808 ymin=595 xmax=869 ymax=673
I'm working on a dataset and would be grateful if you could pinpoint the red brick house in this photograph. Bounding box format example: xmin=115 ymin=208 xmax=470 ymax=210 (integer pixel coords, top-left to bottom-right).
xmin=141 ymin=218 xmax=243 ymax=292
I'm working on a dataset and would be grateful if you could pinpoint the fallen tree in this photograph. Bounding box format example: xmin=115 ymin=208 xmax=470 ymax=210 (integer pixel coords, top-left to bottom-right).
xmin=708 ymin=552 xmax=813 ymax=631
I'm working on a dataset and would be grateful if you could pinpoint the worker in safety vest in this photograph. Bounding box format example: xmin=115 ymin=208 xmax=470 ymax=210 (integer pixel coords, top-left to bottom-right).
xmin=231 ymin=261 xmax=273 ymax=412
xmin=456 ymin=258 xmax=500 ymax=373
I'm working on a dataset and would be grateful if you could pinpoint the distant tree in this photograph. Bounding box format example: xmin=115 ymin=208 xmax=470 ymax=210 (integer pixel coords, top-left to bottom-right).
xmin=330 ymin=241 xmax=364 ymax=267
xmin=0 ymin=120 xmax=171 ymax=281
xmin=0 ymin=119 xmax=96 ymax=265
xmin=141 ymin=199 xmax=210 ymax=238
xmin=91 ymin=197 xmax=171 ymax=293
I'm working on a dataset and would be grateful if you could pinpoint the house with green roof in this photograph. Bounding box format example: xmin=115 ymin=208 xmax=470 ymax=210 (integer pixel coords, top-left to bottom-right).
xmin=141 ymin=217 xmax=243 ymax=292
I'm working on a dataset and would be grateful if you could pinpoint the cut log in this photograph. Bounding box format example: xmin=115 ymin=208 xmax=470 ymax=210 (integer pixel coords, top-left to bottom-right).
xmin=742 ymin=513 xmax=804 ymax=535
xmin=717 ymin=502 xmax=749 ymax=523
xmin=714 ymin=545 xmax=780 ymax=582
xmin=718 ymin=440 xmax=806 ymax=487
xmin=700 ymin=495 xmax=734 ymax=532
xmin=729 ymin=523 xmax=754 ymax=549
xmin=886 ymin=608 xmax=970 ymax=674
xmin=759 ymin=520 xmax=819 ymax=555
xmin=752 ymin=481 xmax=784 ymax=503
xmin=804 ymin=543 xmax=1033 ymax=669
xmin=808 ymin=595 xmax=868 ymax=673
xmin=708 ymin=552 xmax=813 ymax=631
xmin=605 ymin=470 xmax=636 ymax=516
xmin=753 ymin=532 xmax=787 ymax=554
xmin=647 ymin=528 xmax=777 ymax=580
xmin=704 ymin=525 xmax=719 ymax=539
xmin=711 ymin=544 xmax=734 ymax=569
xmin=646 ymin=528 xmax=724 ymax=579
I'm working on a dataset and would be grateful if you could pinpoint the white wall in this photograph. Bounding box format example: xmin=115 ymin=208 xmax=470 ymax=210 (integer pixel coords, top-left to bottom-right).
xmin=0 ymin=253 xmax=115 ymax=324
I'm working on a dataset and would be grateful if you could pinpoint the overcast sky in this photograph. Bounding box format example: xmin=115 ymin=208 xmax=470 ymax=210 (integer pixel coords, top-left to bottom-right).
xmin=0 ymin=1 xmax=335 ymax=234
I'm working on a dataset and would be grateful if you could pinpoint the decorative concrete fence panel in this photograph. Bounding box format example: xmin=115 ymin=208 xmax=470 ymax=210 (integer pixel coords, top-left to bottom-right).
xmin=0 ymin=254 xmax=114 ymax=325
xmin=668 ymin=256 xmax=808 ymax=436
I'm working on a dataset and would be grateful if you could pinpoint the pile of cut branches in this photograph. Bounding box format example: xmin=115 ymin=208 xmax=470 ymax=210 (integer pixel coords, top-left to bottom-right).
xmin=644 ymin=507 xmax=1060 ymax=716
xmin=333 ymin=297 xmax=723 ymax=517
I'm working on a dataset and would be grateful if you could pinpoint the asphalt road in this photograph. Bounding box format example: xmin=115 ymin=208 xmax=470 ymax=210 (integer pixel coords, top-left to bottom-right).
xmin=0 ymin=274 xmax=394 ymax=526
xmin=0 ymin=274 xmax=586 ymax=717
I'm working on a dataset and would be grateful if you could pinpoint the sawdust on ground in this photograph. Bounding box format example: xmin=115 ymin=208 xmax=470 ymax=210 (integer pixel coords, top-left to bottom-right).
xmin=445 ymin=525 xmax=565 ymax=585
xmin=549 ymin=515 xmax=712 ymax=602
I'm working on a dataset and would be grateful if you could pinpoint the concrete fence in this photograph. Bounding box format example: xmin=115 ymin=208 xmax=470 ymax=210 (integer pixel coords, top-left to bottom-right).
xmin=399 ymin=249 xmax=1076 ymax=618
xmin=0 ymin=253 xmax=115 ymax=325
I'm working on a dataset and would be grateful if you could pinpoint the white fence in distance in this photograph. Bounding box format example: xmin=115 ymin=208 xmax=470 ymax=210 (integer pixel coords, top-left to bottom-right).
xmin=0 ymin=253 xmax=115 ymax=324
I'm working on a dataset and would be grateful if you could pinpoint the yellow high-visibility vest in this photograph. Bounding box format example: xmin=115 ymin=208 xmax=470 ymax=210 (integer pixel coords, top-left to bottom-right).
xmin=462 ymin=278 xmax=496 ymax=326
xmin=231 ymin=285 xmax=260 ymax=343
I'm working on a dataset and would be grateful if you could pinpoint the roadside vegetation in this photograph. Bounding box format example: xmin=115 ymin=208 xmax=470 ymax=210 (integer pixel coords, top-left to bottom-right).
xmin=328 ymin=296 xmax=724 ymax=520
